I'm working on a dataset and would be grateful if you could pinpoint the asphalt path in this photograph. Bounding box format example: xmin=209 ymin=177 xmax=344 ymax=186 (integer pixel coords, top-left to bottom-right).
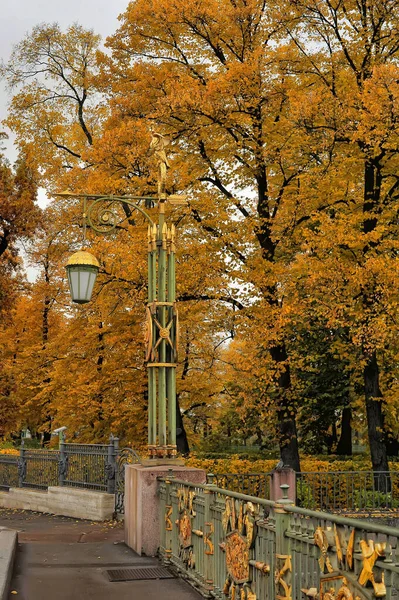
xmin=0 ymin=510 xmax=201 ymax=600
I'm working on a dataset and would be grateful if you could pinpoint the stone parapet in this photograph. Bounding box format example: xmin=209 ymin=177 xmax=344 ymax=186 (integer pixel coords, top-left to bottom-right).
xmin=124 ymin=464 xmax=206 ymax=556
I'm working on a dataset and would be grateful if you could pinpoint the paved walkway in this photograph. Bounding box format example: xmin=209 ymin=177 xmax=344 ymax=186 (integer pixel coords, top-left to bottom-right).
xmin=0 ymin=510 xmax=201 ymax=600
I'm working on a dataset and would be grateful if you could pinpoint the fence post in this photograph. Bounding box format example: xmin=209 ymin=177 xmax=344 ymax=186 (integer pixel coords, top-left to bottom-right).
xmin=204 ymin=473 xmax=216 ymax=598
xmin=106 ymin=435 xmax=117 ymax=495
xmin=274 ymin=484 xmax=294 ymax=600
xmin=18 ymin=441 xmax=26 ymax=488
xmin=58 ymin=440 xmax=67 ymax=486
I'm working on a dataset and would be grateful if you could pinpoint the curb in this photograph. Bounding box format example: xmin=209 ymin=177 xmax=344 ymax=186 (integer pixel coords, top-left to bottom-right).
xmin=0 ymin=528 xmax=17 ymax=600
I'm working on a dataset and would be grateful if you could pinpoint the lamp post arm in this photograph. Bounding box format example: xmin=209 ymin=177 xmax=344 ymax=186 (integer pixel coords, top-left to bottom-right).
xmin=54 ymin=192 xmax=156 ymax=231
xmin=85 ymin=196 xmax=155 ymax=232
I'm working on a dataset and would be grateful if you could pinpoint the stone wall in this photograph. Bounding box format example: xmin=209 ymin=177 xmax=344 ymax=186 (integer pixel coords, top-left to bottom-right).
xmin=0 ymin=487 xmax=114 ymax=521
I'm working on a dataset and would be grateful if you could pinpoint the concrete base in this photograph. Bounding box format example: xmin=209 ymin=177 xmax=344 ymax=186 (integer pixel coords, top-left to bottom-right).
xmin=0 ymin=487 xmax=114 ymax=521
xmin=124 ymin=465 xmax=206 ymax=556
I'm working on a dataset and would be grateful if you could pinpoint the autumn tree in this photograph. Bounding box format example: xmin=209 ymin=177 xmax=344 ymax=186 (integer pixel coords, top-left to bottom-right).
xmin=0 ymin=149 xmax=39 ymax=316
xmin=95 ymin=0 xmax=332 ymax=471
xmin=7 ymin=1 xmax=399 ymax=472
xmin=279 ymin=0 xmax=399 ymax=485
xmin=3 ymin=23 xmax=102 ymax=187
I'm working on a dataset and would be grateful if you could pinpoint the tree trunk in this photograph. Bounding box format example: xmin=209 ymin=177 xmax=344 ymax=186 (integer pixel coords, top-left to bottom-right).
xmin=336 ymin=407 xmax=352 ymax=456
xmin=41 ymin=430 xmax=51 ymax=447
xmin=270 ymin=344 xmax=300 ymax=472
xmin=364 ymin=351 xmax=390 ymax=492
xmin=176 ymin=393 xmax=190 ymax=455
xmin=326 ymin=422 xmax=337 ymax=455
xmin=362 ymin=159 xmax=390 ymax=491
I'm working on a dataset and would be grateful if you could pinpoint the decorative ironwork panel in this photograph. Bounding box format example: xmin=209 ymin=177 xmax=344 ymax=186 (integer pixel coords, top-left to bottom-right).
xmin=0 ymin=456 xmax=19 ymax=489
xmin=63 ymin=443 xmax=109 ymax=491
xmin=114 ymin=448 xmax=140 ymax=514
xmin=23 ymin=450 xmax=60 ymax=489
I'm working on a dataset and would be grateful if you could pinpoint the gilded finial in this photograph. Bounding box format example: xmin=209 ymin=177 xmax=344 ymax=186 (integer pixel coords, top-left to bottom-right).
xmin=162 ymin=222 xmax=168 ymax=250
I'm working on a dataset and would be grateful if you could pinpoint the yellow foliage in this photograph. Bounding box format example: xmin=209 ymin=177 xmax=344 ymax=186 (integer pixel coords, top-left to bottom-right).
xmin=0 ymin=449 xmax=19 ymax=456
xmin=186 ymin=455 xmax=387 ymax=474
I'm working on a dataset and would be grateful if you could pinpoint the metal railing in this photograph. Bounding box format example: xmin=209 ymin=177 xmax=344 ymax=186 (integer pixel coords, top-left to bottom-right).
xmin=61 ymin=443 xmax=110 ymax=492
xmin=159 ymin=475 xmax=399 ymax=600
xmin=0 ymin=438 xmax=119 ymax=493
xmin=208 ymin=472 xmax=271 ymax=499
xmin=296 ymin=470 xmax=399 ymax=513
xmin=22 ymin=448 xmax=60 ymax=489
xmin=0 ymin=455 xmax=19 ymax=490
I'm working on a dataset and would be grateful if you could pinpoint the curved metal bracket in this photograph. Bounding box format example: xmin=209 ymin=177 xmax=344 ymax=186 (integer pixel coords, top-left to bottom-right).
xmin=86 ymin=196 xmax=155 ymax=233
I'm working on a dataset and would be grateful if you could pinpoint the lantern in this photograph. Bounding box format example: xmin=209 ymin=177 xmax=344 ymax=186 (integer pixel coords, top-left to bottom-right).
xmin=65 ymin=250 xmax=100 ymax=304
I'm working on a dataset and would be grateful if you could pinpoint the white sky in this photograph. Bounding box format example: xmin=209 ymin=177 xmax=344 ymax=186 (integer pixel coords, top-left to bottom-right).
xmin=1 ymin=0 xmax=129 ymax=162
xmin=1 ymin=0 xmax=129 ymax=280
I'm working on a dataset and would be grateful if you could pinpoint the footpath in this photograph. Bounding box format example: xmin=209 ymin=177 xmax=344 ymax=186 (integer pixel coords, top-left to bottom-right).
xmin=0 ymin=510 xmax=201 ymax=600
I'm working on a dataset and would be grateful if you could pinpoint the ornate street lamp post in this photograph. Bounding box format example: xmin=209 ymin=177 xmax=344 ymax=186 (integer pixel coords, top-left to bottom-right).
xmin=59 ymin=135 xmax=185 ymax=460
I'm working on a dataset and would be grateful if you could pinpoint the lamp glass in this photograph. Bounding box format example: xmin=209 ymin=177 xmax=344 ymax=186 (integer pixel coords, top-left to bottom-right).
xmin=66 ymin=264 xmax=98 ymax=304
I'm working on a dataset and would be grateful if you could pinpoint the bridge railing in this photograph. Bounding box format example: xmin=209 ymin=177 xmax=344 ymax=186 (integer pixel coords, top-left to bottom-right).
xmin=159 ymin=474 xmax=399 ymax=600
xmin=208 ymin=469 xmax=399 ymax=513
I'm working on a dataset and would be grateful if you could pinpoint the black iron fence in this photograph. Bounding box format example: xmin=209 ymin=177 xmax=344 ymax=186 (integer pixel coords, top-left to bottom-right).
xmin=207 ymin=470 xmax=399 ymax=514
xmin=0 ymin=438 xmax=140 ymax=515
xmin=61 ymin=443 xmax=112 ymax=492
xmin=0 ymin=437 xmax=121 ymax=493
xmin=296 ymin=470 xmax=399 ymax=513
xmin=208 ymin=472 xmax=272 ymax=498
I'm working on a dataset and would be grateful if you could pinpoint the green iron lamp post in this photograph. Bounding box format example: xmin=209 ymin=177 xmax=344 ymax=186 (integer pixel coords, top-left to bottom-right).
xmin=60 ymin=135 xmax=185 ymax=460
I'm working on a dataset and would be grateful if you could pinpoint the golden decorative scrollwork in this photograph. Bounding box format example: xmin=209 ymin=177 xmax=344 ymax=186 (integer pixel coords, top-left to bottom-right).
xmin=250 ymin=561 xmax=270 ymax=574
xmin=204 ymin=522 xmax=214 ymax=555
xmin=241 ymin=584 xmax=256 ymax=600
xmin=336 ymin=584 xmax=353 ymax=600
xmin=222 ymin=498 xmax=263 ymax=600
xmin=176 ymin=487 xmax=196 ymax=569
xmin=192 ymin=529 xmax=203 ymax=537
xmin=146 ymin=302 xmax=179 ymax=363
xmin=179 ymin=514 xmax=192 ymax=548
xmin=315 ymin=527 xmax=334 ymax=574
xmin=358 ymin=540 xmax=386 ymax=597
xmin=275 ymin=554 xmax=292 ymax=600
xmin=346 ymin=529 xmax=355 ymax=570
xmin=165 ymin=505 xmax=172 ymax=531
xmin=177 ymin=488 xmax=196 ymax=516
xmin=334 ymin=525 xmax=344 ymax=567
xmin=226 ymin=531 xmax=250 ymax=583
xmin=319 ymin=575 xmax=353 ymax=600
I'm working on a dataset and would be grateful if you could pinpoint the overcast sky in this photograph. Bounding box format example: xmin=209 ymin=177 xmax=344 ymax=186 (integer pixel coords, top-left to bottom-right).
xmin=1 ymin=0 xmax=129 ymax=163
xmin=1 ymin=0 xmax=129 ymax=280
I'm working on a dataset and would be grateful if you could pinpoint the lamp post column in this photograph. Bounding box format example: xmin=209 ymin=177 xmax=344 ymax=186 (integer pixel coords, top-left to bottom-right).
xmin=147 ymin=225 xmax=157 ymax=453
xmin=62 ymin=133 xmax=180 ymax=461
xmin=167 ymin=224 xmax=177 ymax=453
xmin=157 ymin=202 xmax=168 ymax=454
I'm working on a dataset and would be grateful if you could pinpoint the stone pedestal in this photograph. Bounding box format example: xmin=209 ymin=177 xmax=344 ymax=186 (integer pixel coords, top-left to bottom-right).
xmin=124 ymin=464 xmax=206 ymax=556
xmin=270 ymin=468 xmax=296 ymax=503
